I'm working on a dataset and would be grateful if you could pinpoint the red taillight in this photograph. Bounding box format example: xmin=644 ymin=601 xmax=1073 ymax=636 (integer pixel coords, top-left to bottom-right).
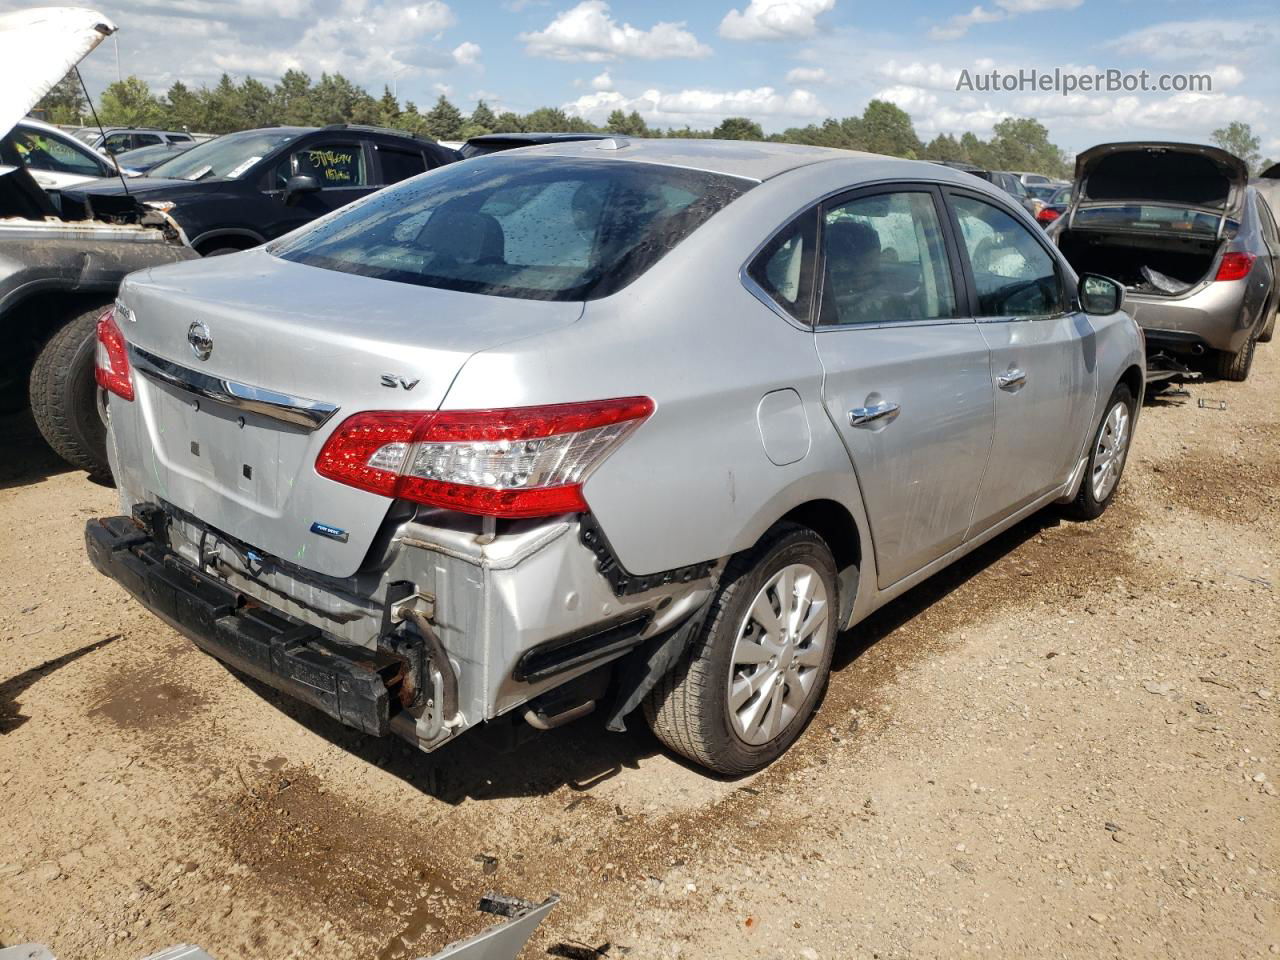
xmin=315 ymin=397 xmax=655 ymax=518
xmin=1215 ymin=252 xmax=1255 ymax=282
xmin=1036 ymin=207 xmax=1061 ymax=224
xmin=94 ymin=307 xmax=134 ymax=401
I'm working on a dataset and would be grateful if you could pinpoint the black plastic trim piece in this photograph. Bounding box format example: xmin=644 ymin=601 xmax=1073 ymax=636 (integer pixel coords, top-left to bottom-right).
xmin=579 ymin=514 xmax=714 ymax=597
xmin=513 ymin=613 xmax=652 ymax=683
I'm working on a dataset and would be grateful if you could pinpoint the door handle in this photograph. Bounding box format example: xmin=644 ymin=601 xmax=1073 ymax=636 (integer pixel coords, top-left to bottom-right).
xmin=849 ymin=401 xmax=900 ymax=426
xmin=997 ymin=368 xmax=1027 ymax=390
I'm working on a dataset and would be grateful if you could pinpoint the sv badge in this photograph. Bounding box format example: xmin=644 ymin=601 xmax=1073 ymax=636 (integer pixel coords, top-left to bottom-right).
xmin=380 ymin=373 xmax=420 ymax=391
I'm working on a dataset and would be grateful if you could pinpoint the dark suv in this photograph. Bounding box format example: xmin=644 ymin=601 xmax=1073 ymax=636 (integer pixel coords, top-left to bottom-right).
xmin=63 ymin=125 xmax=457 ymax=256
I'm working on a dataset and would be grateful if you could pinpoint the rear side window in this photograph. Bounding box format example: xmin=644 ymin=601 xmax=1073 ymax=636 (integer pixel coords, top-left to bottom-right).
xmin=951 ymin=194 xmax=1064 ymax=317
xmin=747 ymin=208 xmax=818 ymax=323
xmin=8 ymin=127 xmax=108 ymax=177
xmin=273 ymin=157 xmax=752 ymax=301
xmin=379 ymin=146 xmax=428 ymax=184
xmin=820 ymin=191 xmax=957 ymax=326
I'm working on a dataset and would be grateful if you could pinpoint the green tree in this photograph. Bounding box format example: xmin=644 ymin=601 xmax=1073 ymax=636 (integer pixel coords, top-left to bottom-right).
xmin=99 ymin=76 xmax=165 ymax=126
xmin=469 ymin=100 xmax=498 ymax=132
xmin=986 ymin=117 xmax=1068 ymax=177
xmin=377 ymin=86 xmax=401 ymax=127
xmin=494 ymin=110 xmax=525 ymax=133
xmin=238 ymin=77 xmax=275 ymax=129
xmin=922 ymin=133 xmax=964 ymax=163
xmin=273 ymin=70 xmax=313 ymax=126
xmin=1211 ymin=120 xmax=1262 ymax=173
xmin=163 ymin=81 xmax=202 ymax=131
xmin=424 ymin=95 xmax=465 ymax=139
xmin=860 ymin=100 xmax=922 ymax=158
xmin=713 ymin=116 xmax=764 ymax=140
xmin=199 ymin=74 xmax=243 ymax=133
xmin=606 ymin=109 xmax=648 ymax=137
xmin=522 ymin=106 xmax=597 ymax=133
xmin=36 ymin=71 xmax=87 ymax=124
xmin=310 ymin=73 xmax=371 ymax=125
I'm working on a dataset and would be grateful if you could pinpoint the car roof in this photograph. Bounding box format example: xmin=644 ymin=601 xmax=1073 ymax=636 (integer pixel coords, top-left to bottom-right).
xmin=483 ymin=137 xmax=890 ymax=182
xmin=16 ymin=116 xmax=79 ymax=137
xmin=467 ymin=132 xmax=610 ymax=146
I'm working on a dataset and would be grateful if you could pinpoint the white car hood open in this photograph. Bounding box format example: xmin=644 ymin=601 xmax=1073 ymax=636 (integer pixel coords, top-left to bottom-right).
xmin=0 ymin=7 xmax=117 ymax=140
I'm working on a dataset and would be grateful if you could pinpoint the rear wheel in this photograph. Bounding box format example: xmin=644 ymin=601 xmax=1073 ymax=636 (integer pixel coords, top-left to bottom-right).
xmin=1062 ymin=383 xmax=1134 ymax=522
xmin=1259 ymin=299 xmax=1276 ymax=343
xmin=644 ymin=524 xmax=838 ymax=776
xmin=1212 ymin=334 xmax=1256 ymax=381
xmin=29 ymin=302 xmax=113 ymax=481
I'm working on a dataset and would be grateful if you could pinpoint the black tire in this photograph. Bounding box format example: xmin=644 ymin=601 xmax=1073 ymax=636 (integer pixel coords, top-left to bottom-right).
xmin=1062 ymin=382 xmax=1135 ymax=522
xmin=643 ymin=524 xmax=839 ymax=776
xmin=29 ymin=302 xmax=113 ymax=480
xmin=1212 ymin=334 xmax=1256 ymax=381
xmin=1259 ymin=299 xmax=1276 ymax=343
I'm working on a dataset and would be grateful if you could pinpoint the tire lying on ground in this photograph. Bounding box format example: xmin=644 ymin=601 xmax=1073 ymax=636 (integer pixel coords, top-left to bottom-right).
xmin=29 ymin=301 xmax=114 ymax=481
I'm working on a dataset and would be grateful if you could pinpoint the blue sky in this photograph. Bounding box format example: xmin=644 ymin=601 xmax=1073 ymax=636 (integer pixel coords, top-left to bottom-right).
xmin=18 ymin=0 xmax=1279 ymax=159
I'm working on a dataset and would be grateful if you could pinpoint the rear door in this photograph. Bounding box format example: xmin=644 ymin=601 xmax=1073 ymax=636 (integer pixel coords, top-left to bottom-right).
xmin=945 ymin=188 xmax=1096 ymax=530
xmin=372 ymin=141 xmax=430 ymax=186
xmin=812 ymin=184 xmax=995 ymax=587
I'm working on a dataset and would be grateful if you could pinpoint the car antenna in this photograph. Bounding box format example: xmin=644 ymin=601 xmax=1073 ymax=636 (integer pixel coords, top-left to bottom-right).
xmin=75 ymin=65 xmax=131 ymax=197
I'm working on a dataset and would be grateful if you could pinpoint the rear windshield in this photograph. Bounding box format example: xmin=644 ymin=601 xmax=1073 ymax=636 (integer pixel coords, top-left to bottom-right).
xmin=1073 ymin=204 xmax=1232 ymax=236
xmin=272 ymin=156 xmax=753 ymax=300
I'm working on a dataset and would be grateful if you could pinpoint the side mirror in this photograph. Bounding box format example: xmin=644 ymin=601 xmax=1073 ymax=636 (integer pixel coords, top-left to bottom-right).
xmin=1079 ymin=274 xmax=1124 ymax=315
xmin=283 ymin=174 xmax=319 ymax=204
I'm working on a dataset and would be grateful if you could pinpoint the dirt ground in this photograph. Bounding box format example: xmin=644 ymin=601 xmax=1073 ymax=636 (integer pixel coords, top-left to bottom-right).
xmin=1 ymin=348 xmax=1276 ymax=960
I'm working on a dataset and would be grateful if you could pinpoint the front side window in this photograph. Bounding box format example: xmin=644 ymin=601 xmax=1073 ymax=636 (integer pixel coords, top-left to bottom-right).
xmin=273 ymin=156 xmax=752 ymax=301
xmin=952 ymin=194 xmax=1064 ymax=317
xmin=819 ymin=190 xmax=957 ymax=326
xmin=747 ymin=208 xmax=818 ymax=323
xmin=287 ymin=143 xmax=367 ymax=188
xmin=7 ymin=127 xmax=108 ymax=177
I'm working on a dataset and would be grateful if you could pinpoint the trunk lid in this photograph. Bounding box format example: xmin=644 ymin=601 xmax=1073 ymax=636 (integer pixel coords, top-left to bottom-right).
xmin=0 ymin=7 xmax=116 ymax=140
xmin=115 ymin=249 xmax=583 ymax=578
xmin=1072 ymin=142 xmax=1249 ymax=228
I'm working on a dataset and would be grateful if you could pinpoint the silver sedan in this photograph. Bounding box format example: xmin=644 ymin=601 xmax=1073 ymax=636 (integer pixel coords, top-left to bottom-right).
xmin=90 ymin=139 xmax=1145 ymax=775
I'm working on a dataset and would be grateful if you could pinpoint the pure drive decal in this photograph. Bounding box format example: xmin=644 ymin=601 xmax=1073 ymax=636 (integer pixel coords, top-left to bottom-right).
xmin=309 ymin=522 xmax=349 ymax=543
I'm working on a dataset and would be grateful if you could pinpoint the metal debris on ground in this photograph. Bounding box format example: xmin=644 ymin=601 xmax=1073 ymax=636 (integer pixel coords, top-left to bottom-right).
xmin=1197 ymin=398 xmax=1227 ymax=410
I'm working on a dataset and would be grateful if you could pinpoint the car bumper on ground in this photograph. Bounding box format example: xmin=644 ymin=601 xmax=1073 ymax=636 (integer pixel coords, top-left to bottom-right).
xmin=86 ymin=513 xmax=408 ymax=736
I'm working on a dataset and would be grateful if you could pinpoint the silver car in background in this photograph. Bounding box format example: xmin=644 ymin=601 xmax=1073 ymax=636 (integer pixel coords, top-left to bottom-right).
xmin=86 ymin=140 xmax=1144 ymax=775
xmin=1050 ymin=142 xmax=1279 ymax=380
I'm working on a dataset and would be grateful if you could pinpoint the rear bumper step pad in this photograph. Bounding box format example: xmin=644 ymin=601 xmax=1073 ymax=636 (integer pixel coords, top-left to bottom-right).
xmin=86 ymin=515 xmax=404 ymax=736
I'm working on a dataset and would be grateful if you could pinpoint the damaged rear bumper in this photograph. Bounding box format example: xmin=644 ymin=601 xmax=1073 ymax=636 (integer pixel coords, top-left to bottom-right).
xmin=85 ymin=514 xmax=407 ymax=736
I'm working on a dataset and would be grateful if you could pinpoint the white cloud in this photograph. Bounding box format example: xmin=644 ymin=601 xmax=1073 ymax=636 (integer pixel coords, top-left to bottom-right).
xmin=786 ymin=66 xmax=828 ymax=85
xmin=564 ymin=84 xmax=829 ymax=128
xmin=719 ymin=0 xmax=835 ymax=41
xmin=592 ymin=70 xmax=614 ymax=90
xmin=877 ymin=60 xmax=960 ymax=91
xmin=931 ymin=0 xmax=1079 ymax=40
xmin=521 ymin=1 xmax=711 ymax=61
xmin=1104 ymin=20 xmax=1276 ymax=63
xmin=452 ymin=41 xmax=481 ymax=65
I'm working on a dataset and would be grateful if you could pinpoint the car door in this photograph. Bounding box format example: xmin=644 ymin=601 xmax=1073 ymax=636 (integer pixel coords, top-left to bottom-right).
xmin=1255 ymin=194 xmax=1280 ymax=313
xmin=812 ymin=184 xmax=996 ymax=588
xmin=10 ymin=124 xmax=113 ymax=189
xmin=265 ymin=139 xmax=380 ymax=237
xmin=945 ymin=188 xmax=1097 ymax=531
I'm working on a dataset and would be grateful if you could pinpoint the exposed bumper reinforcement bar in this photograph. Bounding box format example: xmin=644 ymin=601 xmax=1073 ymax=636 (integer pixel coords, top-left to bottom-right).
xmin=85 ymin=514 xmax=405 ymax=736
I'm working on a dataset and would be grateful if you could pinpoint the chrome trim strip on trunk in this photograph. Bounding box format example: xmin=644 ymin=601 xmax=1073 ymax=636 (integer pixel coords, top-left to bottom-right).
xmin=128 ymin=345 xmax=339 ymax=430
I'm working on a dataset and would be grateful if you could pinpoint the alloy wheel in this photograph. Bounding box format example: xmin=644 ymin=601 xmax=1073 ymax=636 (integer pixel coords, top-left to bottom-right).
xmin=726 ymin=563 xmax=829 ymax=745
xmin=1090 ymin=401 xmax=1130 ymax=502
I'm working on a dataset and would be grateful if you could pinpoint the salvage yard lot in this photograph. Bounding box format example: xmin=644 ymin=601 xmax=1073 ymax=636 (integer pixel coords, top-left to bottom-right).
xmin=1 ymin=353 xmax=1276 ymax=959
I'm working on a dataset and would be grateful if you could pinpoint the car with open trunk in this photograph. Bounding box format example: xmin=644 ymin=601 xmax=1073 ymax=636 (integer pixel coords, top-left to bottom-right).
xmin=1048 ymin=142 xmax=1278 ymax=380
